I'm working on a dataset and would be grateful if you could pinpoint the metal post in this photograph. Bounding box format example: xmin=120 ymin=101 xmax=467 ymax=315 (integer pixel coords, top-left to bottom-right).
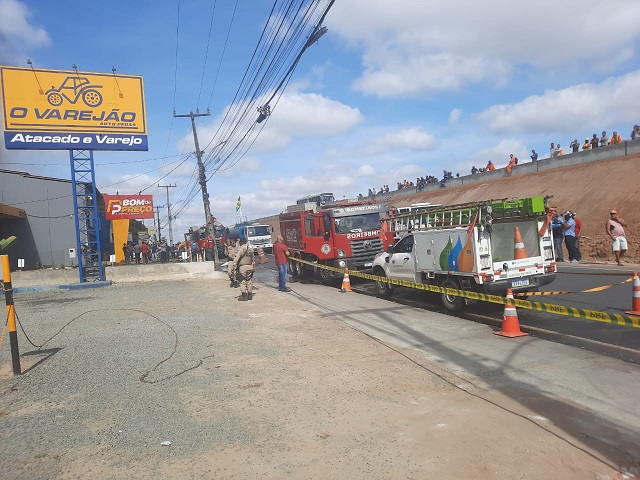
xmin=174 ymin=110 xmax=221 ymax=265
xmin=2 ymin=255 xmax=21 ymax=375
xmin=158 ymin=185 xmax=176 ymax=245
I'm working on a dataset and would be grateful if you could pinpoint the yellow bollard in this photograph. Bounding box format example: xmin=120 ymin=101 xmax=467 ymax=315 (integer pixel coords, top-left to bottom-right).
xmin=2 ymin=255 xmax=21 ymax=375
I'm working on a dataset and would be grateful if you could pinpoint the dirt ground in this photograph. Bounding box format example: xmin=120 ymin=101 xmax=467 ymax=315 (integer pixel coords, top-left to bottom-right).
xmin=1 ymin=277 xmax=635 ymax=479
xmin=390 ymin=153 xmax=640 ymax=264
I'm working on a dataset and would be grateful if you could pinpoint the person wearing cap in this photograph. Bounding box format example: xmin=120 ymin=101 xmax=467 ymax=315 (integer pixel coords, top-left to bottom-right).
xmin=600 ymin=131 xmax=610 ymax=147
xmin=560 ymin=211 xmax=579 ymax=263
xmin=605 ymin=210 xmax=627 ymax=266
xmin=582 ymin=138 xmax=592 ymax=150
xmin=570 ymin=139 xmax=580 ymax=153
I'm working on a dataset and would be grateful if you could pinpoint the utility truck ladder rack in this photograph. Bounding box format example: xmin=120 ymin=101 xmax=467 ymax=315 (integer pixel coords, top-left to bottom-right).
xmin=387 ymin=196 xmax=550 ymax=236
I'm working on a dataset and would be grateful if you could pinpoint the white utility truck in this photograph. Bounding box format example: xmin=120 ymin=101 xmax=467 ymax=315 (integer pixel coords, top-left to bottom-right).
xmin=372 ymin=196 xmax=557 ymax=311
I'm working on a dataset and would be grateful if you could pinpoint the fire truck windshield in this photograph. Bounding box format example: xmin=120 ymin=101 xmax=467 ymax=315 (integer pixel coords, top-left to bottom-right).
xmin=334 ymin=213 xmax=381 ymax=234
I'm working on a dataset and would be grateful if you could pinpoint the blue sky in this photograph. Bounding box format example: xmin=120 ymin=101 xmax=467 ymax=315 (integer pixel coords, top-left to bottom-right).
xmin=2 ymin=0 xmax=640 ymax=237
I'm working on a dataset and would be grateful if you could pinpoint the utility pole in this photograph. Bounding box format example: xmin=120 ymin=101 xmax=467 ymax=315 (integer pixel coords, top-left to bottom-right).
xmin=174 ymin=109 xmax=220 ymax=264
xmin=155 ymin=205 xmax=163 ymax=243
xmin=158 ymin=184 xmax=176 ymax=245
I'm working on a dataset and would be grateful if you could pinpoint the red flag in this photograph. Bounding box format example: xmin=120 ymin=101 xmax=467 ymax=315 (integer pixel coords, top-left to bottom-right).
xmin=467 ymin=211 xmax=479 ymax=238
xmin=538 ymin=211 xmax=553 ymax=236
xmin=380 ymin=220 xmax=390 ymax=243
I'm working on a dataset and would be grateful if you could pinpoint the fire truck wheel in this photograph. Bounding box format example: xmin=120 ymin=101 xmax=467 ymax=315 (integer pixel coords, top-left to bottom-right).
xmin=294 ymin=260 xmax=303 ymax=277
xmin=440 ymin=279 xmax=464 ymax=312
xmin=289 ymin=258 xmax=300 ymax=277
xmin=316 ymin=265 xmax=335 ymax=285
xmin=374 ymin=270 xmax=393 ymax=296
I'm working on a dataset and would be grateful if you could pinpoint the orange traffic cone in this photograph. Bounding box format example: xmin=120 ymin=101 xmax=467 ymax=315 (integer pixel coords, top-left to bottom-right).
xmin=494 ymin=289 xmax=528 ymax=338
xmin=514 ymin=226 xmax=527 ymax=259
xmin=340 ymin=271 xmax=352 ymax=292
xmin=625 ymin=272 xmax=640 ymax=315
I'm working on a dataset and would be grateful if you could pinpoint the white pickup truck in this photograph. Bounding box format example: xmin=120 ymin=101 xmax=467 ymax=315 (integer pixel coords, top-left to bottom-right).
xmin=372 ymin=197 xmax=557 ymax=311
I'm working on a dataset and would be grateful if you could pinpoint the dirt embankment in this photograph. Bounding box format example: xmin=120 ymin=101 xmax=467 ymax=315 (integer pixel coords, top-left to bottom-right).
xmin=389 ymin=154 xmax=640 ymax=263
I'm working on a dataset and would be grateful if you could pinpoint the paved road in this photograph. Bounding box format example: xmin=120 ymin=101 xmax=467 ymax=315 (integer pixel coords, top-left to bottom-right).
xmin=255 ymin=257 xmax=640 ymax=364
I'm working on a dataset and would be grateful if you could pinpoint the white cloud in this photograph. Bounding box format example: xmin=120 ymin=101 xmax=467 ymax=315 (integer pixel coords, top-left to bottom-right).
xmin=449 ymin=108 xmax=463 ymax=124
xmin=181 ymin=90 xmax=364 ymax=157
xmin=358 ymin=164 xmax=375 ymax=176
xmin=354 ymin=54 xmax=510 ymax=98
xmin=477 ymin=70 xmax=640 ymax=134
xmin=327 ymin=0 xmax=640 ymax=97
xmin=364 ymin=127 xmax=437 ymax=155
xmin=0 ymin=0 xmax=51 ymax=64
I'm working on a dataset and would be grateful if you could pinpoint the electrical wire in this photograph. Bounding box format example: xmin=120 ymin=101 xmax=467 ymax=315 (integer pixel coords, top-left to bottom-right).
xmin=197 ymin=0 xmax=218 ymax=110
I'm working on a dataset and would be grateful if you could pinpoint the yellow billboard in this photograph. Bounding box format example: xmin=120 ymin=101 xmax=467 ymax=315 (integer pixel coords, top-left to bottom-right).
xmin=1 ymin=66 xmax=147 ymax=150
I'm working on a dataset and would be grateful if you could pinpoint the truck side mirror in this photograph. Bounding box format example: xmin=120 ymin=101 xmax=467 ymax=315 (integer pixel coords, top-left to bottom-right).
xmin=386 ymin=245 xmax=394 ymax=254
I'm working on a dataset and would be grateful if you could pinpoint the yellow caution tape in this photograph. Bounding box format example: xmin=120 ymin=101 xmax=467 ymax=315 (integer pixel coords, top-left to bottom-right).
xmin=289 ymin=257 xmax=640 ymax=329
xmin=514 ymin=277 xmax=632 ymax=296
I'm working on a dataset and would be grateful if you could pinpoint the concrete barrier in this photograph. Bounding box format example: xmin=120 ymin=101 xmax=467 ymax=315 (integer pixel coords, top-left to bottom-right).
xmin=8 ymin=261 xmax=226 ymax=289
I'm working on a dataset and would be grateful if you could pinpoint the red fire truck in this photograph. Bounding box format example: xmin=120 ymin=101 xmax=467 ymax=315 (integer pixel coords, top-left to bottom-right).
xmin=279 ymin=201 xmax=393 ymax=284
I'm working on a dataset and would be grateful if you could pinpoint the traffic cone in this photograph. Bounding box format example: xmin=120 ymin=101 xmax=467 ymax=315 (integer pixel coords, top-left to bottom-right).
xmin=494 ymin=289 xmax=528 ymax=338
xmin=625 ymin=272 xmax=640 ymax=315
xmin=340 ymin=271 xmax=352 ymax=293
xmin=514 ymin=226 xmax=527 ymax=259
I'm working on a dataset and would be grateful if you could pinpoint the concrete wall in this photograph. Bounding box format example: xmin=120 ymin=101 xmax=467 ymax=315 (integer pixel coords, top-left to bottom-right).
xmin=376 ymin=140 xmax=640 ymax=204
xmin=1 ymin=171 xmax=80 ymax=269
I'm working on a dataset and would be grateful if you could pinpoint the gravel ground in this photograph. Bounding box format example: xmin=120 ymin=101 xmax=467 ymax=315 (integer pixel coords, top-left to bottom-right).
xmin=0 ymin=269 xmax=635 ymax=480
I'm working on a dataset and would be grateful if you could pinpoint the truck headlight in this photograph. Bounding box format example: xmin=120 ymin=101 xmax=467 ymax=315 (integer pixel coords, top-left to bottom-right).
xmin=337 ymin=249 xmax=346 ymax=258
xmin=338 ymin=260 xmax=347 ymax=268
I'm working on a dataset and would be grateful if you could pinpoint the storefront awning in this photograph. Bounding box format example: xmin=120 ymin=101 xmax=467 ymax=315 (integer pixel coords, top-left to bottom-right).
xmin=0 ymin=203 xmax=27 ymax=220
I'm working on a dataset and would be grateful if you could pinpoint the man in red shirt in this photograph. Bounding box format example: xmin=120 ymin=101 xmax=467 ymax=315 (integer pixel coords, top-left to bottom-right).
xmin=572 ymin=212 xmax=582 ymax=261
xmin=273 ymin=235 xmax=291 ymax=292
xmin=140 ymin=242 xmax=149 ymax=264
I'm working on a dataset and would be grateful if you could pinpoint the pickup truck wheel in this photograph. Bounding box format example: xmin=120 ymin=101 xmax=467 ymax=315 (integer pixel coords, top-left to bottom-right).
xmin=374 ymin=270 xmax=393 ymax=296
xmin=441 ymin=279 xmax=465 ymax=312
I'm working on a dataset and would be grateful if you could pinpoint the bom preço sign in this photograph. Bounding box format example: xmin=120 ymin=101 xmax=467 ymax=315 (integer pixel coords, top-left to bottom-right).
xmin=1 ymin=66 xmax=148 ymax=151
xmin=104 ymin=195 xmax=154 ymax=220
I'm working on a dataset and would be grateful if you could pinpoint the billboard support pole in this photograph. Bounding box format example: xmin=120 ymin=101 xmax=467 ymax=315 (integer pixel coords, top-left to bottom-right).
xmin=70 ymin=149 xmax=104 ymax=282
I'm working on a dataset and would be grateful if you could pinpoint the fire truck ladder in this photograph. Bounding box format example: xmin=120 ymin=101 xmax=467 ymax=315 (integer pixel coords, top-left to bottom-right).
xmin=389 ymin=196 xmax=549 ymax=236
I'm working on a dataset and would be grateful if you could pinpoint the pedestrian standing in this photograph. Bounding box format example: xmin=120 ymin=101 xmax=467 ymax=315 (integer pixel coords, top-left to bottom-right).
xmin=233 ymin=238 xmax=255 ymax=301
xmin=572 ymin=212 xmax=582 ymax=261
xmin=530 ymin=150 xmax=538 ymax=162
xmin=190 ymin=241 xmax=198 ymax=262
xmin=133 ymin=243 xmax=142 ymax=264
xmin=141 ymin=242 xmax=149 ymax=264
xmin=273 ymin=235 xmax=291 ymax=292
xmin=551 ymin=212 xmax=564 ymax=262
xmin=606 ymin=209 xmax=628 ymax=266
xmin=560 ymin=211 xmax=579 ymax=262
xmin=226 ymin=238 xmax=238 ymax=288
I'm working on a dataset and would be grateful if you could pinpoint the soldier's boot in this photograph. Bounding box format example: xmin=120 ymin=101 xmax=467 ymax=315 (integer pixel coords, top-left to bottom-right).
xmin=238 ymin=292 xmax=248 ymax=301
xmin=247 ymin=292 xmax=253 ymax=300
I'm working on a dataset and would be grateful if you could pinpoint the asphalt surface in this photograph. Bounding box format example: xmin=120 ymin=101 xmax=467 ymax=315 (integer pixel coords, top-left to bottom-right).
xmin=255 ymin=257 xmax=640 ymax=364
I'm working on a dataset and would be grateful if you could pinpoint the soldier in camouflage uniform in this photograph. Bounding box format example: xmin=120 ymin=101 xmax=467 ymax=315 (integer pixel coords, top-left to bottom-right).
xmin=226 ymin=238 xmax=239 ymax=288
xmin=232 ymin=238 xmax=255 ymax=301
